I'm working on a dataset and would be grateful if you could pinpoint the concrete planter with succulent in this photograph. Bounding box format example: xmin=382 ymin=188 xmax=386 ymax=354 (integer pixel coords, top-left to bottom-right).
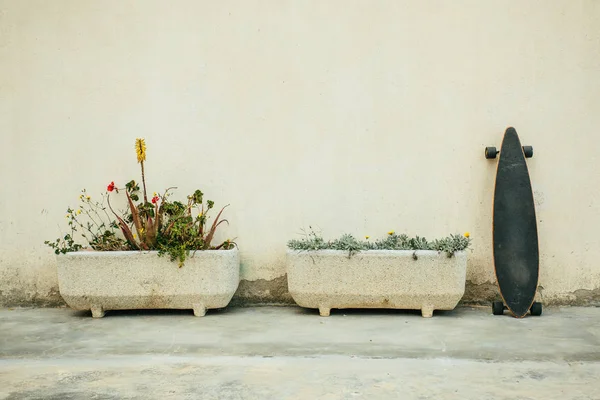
xmin=286 ymin=230 xmax=471 ymax=317
xmin=45 ymin=139 xmax=239 ymax=317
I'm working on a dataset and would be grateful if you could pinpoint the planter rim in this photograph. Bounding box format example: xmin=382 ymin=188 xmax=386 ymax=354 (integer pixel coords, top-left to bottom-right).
xmin=58 ymin=248 xmax=238 ymax=258
xmin=286 ymin=249 xmax=466 ymax=255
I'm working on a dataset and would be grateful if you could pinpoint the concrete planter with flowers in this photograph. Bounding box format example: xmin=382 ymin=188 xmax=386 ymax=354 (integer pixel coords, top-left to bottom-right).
xmin=46 ymin=138 xmax=238 ymax=317
xmin=57 ymin=249 xmax=239 ymax=318
xmin=286 ymin=231 xmax=470 ymax=317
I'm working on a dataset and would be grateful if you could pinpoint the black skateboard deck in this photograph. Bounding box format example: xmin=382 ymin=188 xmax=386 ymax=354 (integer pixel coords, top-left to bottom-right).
xmin=485 ymin=127 xmax=541 ymax=318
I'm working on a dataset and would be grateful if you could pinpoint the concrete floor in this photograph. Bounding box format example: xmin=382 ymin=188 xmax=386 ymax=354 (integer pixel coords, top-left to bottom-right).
xmin=1 ymin=306 xmax=599 ymax=399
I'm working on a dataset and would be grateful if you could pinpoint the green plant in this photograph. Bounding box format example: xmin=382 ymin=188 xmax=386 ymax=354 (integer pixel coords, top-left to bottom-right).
xmin=373 ymin=232 xmax=410 ymax=250
xmin=287 ymin=228 xmax=330 ymax=251
xmin=287 ymin=229 xmax=471 ymax=257
xmin=44 ymin=190 xmax=128 ymax=254
xmin=45 ymin=138 xmax=234 ymax=266
xmin=331 ymin=234 xmax=371 ymax=256
xmin=430 ymin=234 xmax=471 ymax=256
xmin=154 ymin=189 xmax=235 ymax=266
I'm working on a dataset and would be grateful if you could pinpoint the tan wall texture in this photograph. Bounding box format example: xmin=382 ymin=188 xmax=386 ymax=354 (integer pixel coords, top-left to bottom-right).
xmin=1 ymin=0 xmax=600 ymax=306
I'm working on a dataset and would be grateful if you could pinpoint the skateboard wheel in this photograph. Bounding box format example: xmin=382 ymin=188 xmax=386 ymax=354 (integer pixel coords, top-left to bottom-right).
xmin=485 ymin=147 xmax=498 ymax=159
xmin=530 ymin=302 xmax=542 ymax=316
xmin=522 ymin=146 xmax=533 ymax=158
xmin=492 ymin=301 xmax=504 ymax=315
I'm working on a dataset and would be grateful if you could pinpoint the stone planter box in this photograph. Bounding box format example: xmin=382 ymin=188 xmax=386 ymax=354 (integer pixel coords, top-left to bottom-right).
xmin=57 ymin=249 xmax=239 ymax=318
xmin=286 ymin=250 xmax=467 ymax=317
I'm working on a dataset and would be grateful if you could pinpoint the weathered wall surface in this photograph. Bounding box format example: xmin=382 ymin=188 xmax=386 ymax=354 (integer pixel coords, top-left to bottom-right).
xmin=1 ymin=1 xmax=599 ymax=307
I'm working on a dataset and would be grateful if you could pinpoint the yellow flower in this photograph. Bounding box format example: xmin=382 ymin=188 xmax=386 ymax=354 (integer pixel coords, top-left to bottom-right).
xmin=86 ymin=195 xmax=91 ymax=201
xmin=153 ymin=192 xmax=157 ymax=197
xmin=76 ymin=209 xmax=82 ymax=215
xmin=388 ymin=231 xmax=395 ymax=235
xmin=464 ymin=232 xmax=470 ymax=238
xmin=365 ymin=236 xmax=370 ymax=240
xmin=79 ymin=195 xmax=83 ymax=200
xmin=133 ymin=234 xmax=137 ymax=239
xmin=135 ymin=138 xmax=146 ymax=163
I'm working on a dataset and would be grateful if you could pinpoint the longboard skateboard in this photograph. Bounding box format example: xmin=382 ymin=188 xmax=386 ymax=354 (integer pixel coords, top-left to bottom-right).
xmin=485 ymin=127 xmax=542 ymax=318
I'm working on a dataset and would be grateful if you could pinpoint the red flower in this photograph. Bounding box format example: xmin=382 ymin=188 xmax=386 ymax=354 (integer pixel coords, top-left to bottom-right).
xmin=107 ymin=181 xmax=115 ymax=192
xmin=151 ymin=196 xmax=159 ymax=204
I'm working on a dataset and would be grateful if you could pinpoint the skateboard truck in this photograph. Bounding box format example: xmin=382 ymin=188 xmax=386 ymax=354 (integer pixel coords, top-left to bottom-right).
xmin=485 ymin=146 xmax=533 ymax=159
xmin=492 ymin=301 xmax=542 ymax=316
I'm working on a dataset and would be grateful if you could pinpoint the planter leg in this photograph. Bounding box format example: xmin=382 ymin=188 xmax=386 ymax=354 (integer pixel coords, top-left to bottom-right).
xmin=421 ymin=305 xmax=434 ymax=318
xmin=193 ymin=303 xmax=207 ymax=317
xmin=319 ymin=307 xmax=331 ymax=317
xmin=90 ymin=305 xmax=105 ymax=318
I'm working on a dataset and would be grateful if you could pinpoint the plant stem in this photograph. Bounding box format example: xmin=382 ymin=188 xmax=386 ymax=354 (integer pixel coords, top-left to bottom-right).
xmin=140 ymin=160 xmax=148 ymax=203
xmin=83 ymin=208 xmax=102 ymax=231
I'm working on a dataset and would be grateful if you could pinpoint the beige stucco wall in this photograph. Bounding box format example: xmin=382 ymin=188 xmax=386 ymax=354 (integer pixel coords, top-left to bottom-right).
xmin=1 ymin=0 xmax=599 ymax=306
